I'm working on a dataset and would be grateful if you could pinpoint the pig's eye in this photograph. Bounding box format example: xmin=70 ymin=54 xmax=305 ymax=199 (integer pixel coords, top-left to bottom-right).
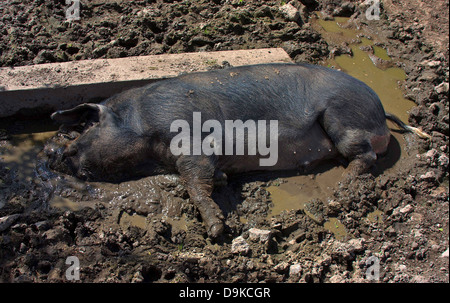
xmin=86 ymin=121 xmax=98 ymax=128
xmin=78 ymin=121 xmax=99 ymax=132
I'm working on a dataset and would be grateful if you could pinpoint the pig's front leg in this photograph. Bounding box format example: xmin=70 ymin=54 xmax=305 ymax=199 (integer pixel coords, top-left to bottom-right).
xmin=176 ymin=155 xmax=225 ymax=239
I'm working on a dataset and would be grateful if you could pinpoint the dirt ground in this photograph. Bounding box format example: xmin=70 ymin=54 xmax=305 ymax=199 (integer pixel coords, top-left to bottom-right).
xmin=0 ymin=0 xmax=448 ymax=283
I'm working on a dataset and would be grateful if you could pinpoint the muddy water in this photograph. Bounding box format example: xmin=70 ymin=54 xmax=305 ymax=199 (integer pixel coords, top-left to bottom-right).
xmin=315 ymin=16 xmax=416 ymax=123
xmin=0 ymin=119 xmax=189 ymax=233
xmin=0 ymin=120 xmax=56 ymax=182
xmin=1 ymin=18 xmax=417 ymax=238
xmin=268 ymin=162 xmax=344 ymax=216
xmin=267 ymin=16 xmax=418 ymax=238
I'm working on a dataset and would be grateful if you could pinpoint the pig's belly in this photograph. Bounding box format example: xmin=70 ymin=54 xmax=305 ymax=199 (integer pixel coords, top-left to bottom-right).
xmin=218 ymin=123 xmax=338 ymax=174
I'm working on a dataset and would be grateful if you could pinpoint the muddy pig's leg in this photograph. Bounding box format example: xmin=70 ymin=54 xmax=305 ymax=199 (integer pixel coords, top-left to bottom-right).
xmin=332 ymin=130 xmax=378 ymax=178
xmin=176 ymin=155 xmax=225 ymax=239
xmin=345 ymin=149 xmax=377 ymax=177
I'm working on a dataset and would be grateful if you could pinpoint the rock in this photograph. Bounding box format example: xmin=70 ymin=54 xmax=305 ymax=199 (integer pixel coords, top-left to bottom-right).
xmin=400 ymin=204 xmax=414 ymax=214
xmin=0 ymin=214 xmax=20 ymax=232
xmin=325 ymin=200 xmax=342 ymax=216
xmin=231 ymin=236 xmax=250 ymax=255
xmin=289 ymin=263 xmax=302 ymax=277
xmin=118 ymin=32 xmax=139 ymax=48
xmin=411 ymin=275 xmax=429 ymax=283
xmin=319 ymin=254 xmax=332 ymax=267
xmin=368 ymin=53 xmax=395 ymax=69
xmin=254 ymin=5 xmax=273 ymax=18
xmin=279 ymin=3 xmax=301 ymax=23
xmin=442 ymin=248 xmax=449 ymax=258
xmin=131 ymin=271 xmax=144 ymax=283
xmin=248 ymin=228 xmax=272 ymax=243
xmin=136 ymin=8 xmax=152 ymax=18
xmin=386 ymin=226 xmax=397 ymax=237
xmin=178 ymin=252 xmax=205 ymax=263
xmin=420 ymin=60 xmax=441 ymax=68
xmin=281 ymin=41 xmax=303 ymax=57
xmin=43 ymin=226 xmax=71 ymax=243
xmin=229 ymin=10 xmax=254 ymax=25
xmin=348 ymin=238 xmax=365 ymax=252
xmin=329 ymin=273 xmax=347 ymax=283
xmin=300 ymin=0 xmax=318 ymax=8
xmin=274 ymin=261 xmax=290 ymax=273
xmin=331 ymin=238 xmax=366 ymax=261
xmin=438 ymin=154 xmax=449 ymax=168
xmin=425 ymin=149 xmax=438 ymax=160
xmin=190 ymin=35 xmax=214 ymax=47
xmin=419 ymin=171 xmax=437 ymax=182
xmin=417 ymin=70 xmax=438 ymax=82
xmin=93 ymin=44 xmax=112 ymax=58
xmin=332 ymin=1 xmax=355 ymax=17
xmin=304 ymin=199 xmax=325 ymax=224
xmin=33 ymin=49 xmax=56 ymax=64
xmin=430 ymin=186 xmax=448 ymax=199
xmin=19 ymin=242 xmax=28 ymax=253
xmin=397 ymin=264 xmax=407 ymax=272
xmin=435 ymin=82 xmax=449 ymax=94
xmin=33 ymin=220 xmax=51 ymax=231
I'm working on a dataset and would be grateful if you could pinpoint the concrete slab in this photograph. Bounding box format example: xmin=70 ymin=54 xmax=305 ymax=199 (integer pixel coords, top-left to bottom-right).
xmin=0 ymin=48 xmax=292 ymax=118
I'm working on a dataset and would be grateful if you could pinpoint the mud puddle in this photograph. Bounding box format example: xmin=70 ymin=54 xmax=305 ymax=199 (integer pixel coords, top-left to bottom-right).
xmin=268 ymin=162 xmax=344 ymax=217
xmin=267 ymin=15 xmax=420 ymax=237
xmin=314 ymin=15 xmax=416 ymax=122
xmin=0 ymin=119 xmax=56 ymax=183
xmin=52 ymin=172 xmax=191 ymax=233
xmin=0 ymin=117 xmax=195 ymax=244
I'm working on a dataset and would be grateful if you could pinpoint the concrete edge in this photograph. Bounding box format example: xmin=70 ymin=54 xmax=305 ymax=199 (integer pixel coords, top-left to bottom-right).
xmin=0 ymin=48 xmax=292 ymax=118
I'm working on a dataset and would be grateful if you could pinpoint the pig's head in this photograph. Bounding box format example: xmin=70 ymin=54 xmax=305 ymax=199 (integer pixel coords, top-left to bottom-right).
xmin=46 ymin=103 xmax=156 ymax=182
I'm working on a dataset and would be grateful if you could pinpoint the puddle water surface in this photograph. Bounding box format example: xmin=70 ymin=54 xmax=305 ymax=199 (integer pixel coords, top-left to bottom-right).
xmin=0 ymin=119 xmax=56 ymax=182
xmin=267 ymin=16 xmax=418 ymax=238
xmin=268 ymin=162 xmax=344 ymax=217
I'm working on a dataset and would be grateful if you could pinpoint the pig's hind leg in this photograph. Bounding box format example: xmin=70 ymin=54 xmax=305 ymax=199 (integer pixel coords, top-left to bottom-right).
xmin=176 ymin=155 xmax=225 ymax=239
xmin=320 ymin=103 xmax=389 ymax=177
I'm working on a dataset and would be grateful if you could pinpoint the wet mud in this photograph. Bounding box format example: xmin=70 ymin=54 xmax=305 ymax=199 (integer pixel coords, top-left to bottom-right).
xmin=0 ymin=0 xmax=448 ymax=283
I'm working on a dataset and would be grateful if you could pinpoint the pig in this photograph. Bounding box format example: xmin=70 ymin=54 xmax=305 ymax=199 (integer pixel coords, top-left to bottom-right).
xmin=47 ymin=63 xmax=430 ymax=238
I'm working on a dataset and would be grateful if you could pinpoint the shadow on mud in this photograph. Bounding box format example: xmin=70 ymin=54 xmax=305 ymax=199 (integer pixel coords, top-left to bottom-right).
xmin=372 ymin=133 xmax=401 ymax=177
xmin=213 ymin=133 xmax=401 ymax=219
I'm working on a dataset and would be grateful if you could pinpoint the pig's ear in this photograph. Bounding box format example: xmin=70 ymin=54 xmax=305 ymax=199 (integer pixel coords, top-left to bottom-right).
xmin=51 ymin=103 xmax=112 ymax=126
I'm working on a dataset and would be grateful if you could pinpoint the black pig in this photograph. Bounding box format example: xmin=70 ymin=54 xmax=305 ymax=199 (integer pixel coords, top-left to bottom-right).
xmin=47 ymin=63 xmax=429 ymax=238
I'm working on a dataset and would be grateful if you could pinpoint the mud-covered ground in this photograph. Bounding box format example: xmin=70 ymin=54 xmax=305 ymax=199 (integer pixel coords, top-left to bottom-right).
xmin=0 ymin=0 xmax=448 ymax=283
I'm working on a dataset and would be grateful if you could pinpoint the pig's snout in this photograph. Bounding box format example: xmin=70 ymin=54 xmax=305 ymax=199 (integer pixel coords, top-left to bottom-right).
xmin=44 ymin=142 xmax=65 ymax=160
xmin=43 ymin=141 xmax=78 ymax=175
